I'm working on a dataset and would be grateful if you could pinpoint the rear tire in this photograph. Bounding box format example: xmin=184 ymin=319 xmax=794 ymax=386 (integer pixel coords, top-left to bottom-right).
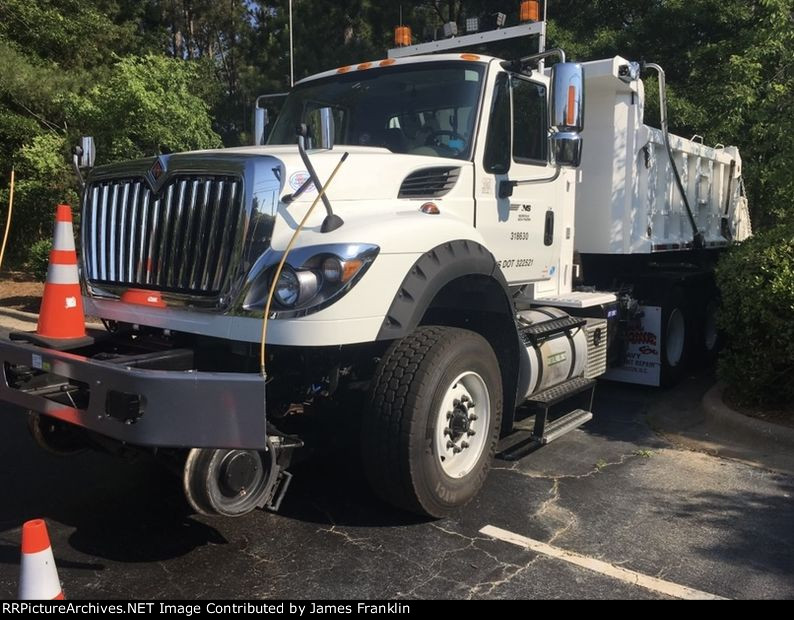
xmin=701 ymin=295 xmax=721 ymax=362
xmin=362 ymin=326 xmax=502 ymax=517
xmin=660 ymin=287 xmax=691 ymax=387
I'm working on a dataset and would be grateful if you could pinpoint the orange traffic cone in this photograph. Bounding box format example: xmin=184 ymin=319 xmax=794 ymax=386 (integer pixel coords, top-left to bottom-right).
xmin=36 ymin=204 xmax=86 ymax=340
xmin=18 ymin=519 xmax=64 ymax=600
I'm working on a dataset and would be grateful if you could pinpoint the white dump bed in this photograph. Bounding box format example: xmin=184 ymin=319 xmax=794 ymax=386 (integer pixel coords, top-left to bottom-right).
xmin=574 ymin=57 xmax=751 ymax=255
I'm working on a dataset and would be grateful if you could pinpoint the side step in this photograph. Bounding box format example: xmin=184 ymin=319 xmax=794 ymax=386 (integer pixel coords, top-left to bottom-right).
xmin=536 ymin=408 xmax=592 ymax=445
xmin=498 ymin=377 xmax=596 ymax=461
xmin=519 ymin=315 xmax=586 ymax=347
xmin=526 ymin=376 xmax=595 ymax=408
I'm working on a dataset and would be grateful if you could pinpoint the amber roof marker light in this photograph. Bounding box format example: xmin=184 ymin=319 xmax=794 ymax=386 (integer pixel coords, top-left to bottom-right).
xmin=394 ymin=6 xmax=412 ymax=47
xmin=520 ymin=1 xmax=541 ymax=23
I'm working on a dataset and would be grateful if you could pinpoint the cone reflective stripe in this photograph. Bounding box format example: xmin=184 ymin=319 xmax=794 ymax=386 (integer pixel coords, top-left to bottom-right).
xmin=52 ymin=206 xmax=76 ymax=251
xmin=36 ymin=204 xmax=86 ymax=340
xmin=18 ymin=519 xmax=64 ymax=600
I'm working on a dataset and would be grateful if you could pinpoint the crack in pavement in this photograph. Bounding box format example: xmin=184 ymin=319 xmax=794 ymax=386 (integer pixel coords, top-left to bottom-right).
xmin=493 ymin=451 xmax=640 ymax=481
xmin=466 ymin=451 xmax=649 ymax=595
xmin=427 ymin=524 xmax=530 ymax=599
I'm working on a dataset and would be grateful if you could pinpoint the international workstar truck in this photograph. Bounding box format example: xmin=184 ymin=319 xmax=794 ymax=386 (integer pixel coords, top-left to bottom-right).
xmin=0 ymin=19 xmax=750 ymax=518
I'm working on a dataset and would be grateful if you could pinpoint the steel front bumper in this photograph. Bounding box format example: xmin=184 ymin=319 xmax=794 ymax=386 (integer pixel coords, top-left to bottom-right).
xmin=0 ymin=336 xmax=267 ymax=450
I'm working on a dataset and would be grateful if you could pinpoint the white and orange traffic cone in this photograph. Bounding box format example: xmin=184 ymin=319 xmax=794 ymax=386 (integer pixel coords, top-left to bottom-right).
xmin=18 ymin=519 xmax=64 ymax=600
xmin=36 ymin=204 xmax=86 ymax=340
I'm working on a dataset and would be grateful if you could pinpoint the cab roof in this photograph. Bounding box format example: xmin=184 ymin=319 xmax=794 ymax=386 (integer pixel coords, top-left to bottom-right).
xmin=295 ymin=53 xmax=498 ymax=87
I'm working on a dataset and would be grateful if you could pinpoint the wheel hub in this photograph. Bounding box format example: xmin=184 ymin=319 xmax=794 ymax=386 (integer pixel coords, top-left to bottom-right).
xmin=219 ymin=451 xmax=260 ymax=497
xmin=435 ymin=372 xmax=490 ymax=478
xmin=448 ymin=398 xmax=473 ymax=441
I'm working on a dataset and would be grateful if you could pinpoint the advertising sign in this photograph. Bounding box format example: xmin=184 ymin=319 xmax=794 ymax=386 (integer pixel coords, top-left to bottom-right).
xmin=604 ymin=305 xmax=662 ymax=386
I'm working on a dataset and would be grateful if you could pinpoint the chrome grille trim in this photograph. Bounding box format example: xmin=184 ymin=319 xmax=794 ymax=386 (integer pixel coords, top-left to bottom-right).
xmin=83 ymin=174 xmax=245 ymax=297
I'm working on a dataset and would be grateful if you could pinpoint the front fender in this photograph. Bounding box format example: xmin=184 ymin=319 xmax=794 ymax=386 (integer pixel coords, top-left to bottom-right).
xmin=376 ymin=239 xmax=510 ymax=341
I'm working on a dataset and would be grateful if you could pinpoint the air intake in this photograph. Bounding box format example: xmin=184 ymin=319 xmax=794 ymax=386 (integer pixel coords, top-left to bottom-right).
xmin=398 ymin=167 xmax=460 ymax=199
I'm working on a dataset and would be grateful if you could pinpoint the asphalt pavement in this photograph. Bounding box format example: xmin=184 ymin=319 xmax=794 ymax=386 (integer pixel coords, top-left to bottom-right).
xmin=0 ymin=358 xmax=792 ymax=599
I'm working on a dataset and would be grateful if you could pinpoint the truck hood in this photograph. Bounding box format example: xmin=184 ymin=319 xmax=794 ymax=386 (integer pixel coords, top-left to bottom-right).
xmin=215 ymin=145 xmax=467 ymax=203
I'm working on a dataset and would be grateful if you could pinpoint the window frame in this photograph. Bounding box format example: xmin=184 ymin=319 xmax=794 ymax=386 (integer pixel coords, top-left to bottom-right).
xmin=267 ymin=61 xmax=488 ymax=162
xmin=482 ymin=72 xmax=512 ymax=175
xmin=510 ymin=74 xmax=550 ymax=167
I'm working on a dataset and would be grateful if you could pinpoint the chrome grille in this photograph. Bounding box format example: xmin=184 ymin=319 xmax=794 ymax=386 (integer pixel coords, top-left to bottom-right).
xmin=83 ymin=175 xmax=245 ymax=296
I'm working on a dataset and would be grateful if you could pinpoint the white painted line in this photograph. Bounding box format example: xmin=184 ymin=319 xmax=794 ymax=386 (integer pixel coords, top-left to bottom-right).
xmin=480 ymin=525 xmax=728 ymax=600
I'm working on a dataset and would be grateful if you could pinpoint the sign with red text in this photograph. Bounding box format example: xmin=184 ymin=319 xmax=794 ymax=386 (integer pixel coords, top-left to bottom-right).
xmin=605 ymin=305 xmax=662 ymax=386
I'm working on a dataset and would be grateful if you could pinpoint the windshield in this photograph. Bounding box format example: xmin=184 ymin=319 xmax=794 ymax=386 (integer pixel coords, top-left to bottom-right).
xmin=267 ymin=61 xmax=485 ymax=160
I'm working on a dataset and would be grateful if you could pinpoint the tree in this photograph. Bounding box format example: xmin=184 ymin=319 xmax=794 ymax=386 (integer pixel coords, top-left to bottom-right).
xmin=66 ymin=54 xmax=222 ymax=162
xmin=545 ymin=0 xmax=794 ymax=227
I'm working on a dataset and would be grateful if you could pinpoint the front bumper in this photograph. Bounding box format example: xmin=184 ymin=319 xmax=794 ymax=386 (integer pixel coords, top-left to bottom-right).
xmin=0 ymin=334 xmax=267 ymax=450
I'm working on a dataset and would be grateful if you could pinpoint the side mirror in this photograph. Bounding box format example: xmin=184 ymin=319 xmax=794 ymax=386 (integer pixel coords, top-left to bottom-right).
xmin=550 ymin=62 xmax=584 ymax=167
xmin=317 ymin=107 xmax=335 ymax=150
xmin=550 ymin=62 xmax=584 ymax=132
xmin=550 ymin=133 xmax=583 ymax=167
xmin=253 ymin=105 xmax=268 ymax=146
xmin=71 ymin=136 xmax=95 ymax=190
xmin=73 ymin=136 xmax=95 ymax=169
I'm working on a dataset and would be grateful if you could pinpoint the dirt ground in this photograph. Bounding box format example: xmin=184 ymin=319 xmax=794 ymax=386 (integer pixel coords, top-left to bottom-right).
xmin=0 ymin=271 xmax=43 ymax=312
xmin=724 ymin=388 xmax=794 ymax=429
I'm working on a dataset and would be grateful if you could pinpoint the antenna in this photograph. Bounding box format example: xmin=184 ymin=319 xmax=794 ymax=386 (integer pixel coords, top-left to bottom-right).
xmin=289 ymin=0 xmax=294 ymax=87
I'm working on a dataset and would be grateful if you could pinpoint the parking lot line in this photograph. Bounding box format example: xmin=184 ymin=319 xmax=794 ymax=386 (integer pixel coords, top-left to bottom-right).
xmin=480 ymin=525 xmax=728 ymax=600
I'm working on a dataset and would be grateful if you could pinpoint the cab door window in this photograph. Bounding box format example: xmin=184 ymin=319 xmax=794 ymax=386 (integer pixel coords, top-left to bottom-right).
xmin=511 ymin=77 xmax=548 ymax=164
xmin=483 ymin=73 xmax=511 ymax=174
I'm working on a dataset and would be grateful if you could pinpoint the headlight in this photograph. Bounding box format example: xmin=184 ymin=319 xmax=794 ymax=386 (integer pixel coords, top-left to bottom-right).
xmin=243 ymin=244 xmax=379 ymax=317
xmin=274 ymin=267 xmax=300 ymax=307
xmin=274 ymin=266 xmax=320 ymax=308
xmin=322 ymin=257 xmax=343 ymax=283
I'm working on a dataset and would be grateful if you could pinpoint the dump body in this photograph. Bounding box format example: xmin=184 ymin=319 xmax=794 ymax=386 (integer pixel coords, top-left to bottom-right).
xmin=575 ymin=56 xmax=751 ymax=255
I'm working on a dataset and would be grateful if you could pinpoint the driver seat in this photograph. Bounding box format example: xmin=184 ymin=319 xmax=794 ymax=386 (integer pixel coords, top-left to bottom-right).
xmin=381 ymin=128 xmax=408 ymax=153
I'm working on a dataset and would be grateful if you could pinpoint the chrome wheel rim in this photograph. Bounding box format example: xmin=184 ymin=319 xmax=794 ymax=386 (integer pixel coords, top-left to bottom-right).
xmin=434 ymin=371 xmax=490 ymax=479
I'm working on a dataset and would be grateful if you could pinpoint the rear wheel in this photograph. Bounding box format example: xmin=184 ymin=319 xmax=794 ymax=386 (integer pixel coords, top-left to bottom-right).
xmin=660 ymin=287 xmax=691 ymax=386
xmin=701 ymin=296 xmax=721 ymax=361
xmin=362 ymin=326 xmax=502 ymax=517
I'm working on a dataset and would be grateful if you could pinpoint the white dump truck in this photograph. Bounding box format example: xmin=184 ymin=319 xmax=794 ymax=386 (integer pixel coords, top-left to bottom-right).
xmin=0 ymin=20 xmax=749 ymax=517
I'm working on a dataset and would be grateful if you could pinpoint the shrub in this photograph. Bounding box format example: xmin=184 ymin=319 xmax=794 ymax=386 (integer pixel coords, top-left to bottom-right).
xmin=1 ymin=134 xmax=78 ymax=268
xmin=716 ymin=221 xmax=794 ymax=407
xmin=27 ymin=238 xmax=52 ymax=282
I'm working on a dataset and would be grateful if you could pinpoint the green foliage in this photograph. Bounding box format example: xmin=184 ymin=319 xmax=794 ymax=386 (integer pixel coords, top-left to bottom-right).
xmin=716 ymin=221 xmax=794 ymax=406
xmin=27 ymin=238 xmax=53 ymax=282
xmin=67 ymin=55 xmax=222 ymax=162
xmin=0 ymin=134 xmax=78 ymax=266
xmin=0 ymin=0 xmax=793 ymax=267
xmin=546 ymin=0 xmax=794 ymax=228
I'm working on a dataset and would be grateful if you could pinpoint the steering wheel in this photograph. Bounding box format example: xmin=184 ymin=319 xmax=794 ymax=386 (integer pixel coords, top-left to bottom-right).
xmin=425 ymin=129 xmax=466 ymax=148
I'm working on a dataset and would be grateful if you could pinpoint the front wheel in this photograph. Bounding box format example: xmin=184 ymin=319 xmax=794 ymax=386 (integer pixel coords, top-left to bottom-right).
xmin=362 ymin=326 xmax=503 ymax=517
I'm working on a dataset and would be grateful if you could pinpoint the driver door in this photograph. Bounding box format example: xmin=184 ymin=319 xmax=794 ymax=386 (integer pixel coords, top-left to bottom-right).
xmin=474 ymin=72 xmax=562 ymax=286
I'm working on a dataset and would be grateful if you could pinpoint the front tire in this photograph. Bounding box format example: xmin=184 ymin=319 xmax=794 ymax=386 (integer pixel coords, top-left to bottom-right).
xmin=362 ymin=326 xmax=502 ymax=517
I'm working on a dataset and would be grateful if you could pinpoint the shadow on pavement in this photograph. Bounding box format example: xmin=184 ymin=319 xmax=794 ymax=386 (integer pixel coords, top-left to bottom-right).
xmin=0 ymin=415 xmax=227 ymax=565
xmin=655 ymin=479 xmax=794 ymax=578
